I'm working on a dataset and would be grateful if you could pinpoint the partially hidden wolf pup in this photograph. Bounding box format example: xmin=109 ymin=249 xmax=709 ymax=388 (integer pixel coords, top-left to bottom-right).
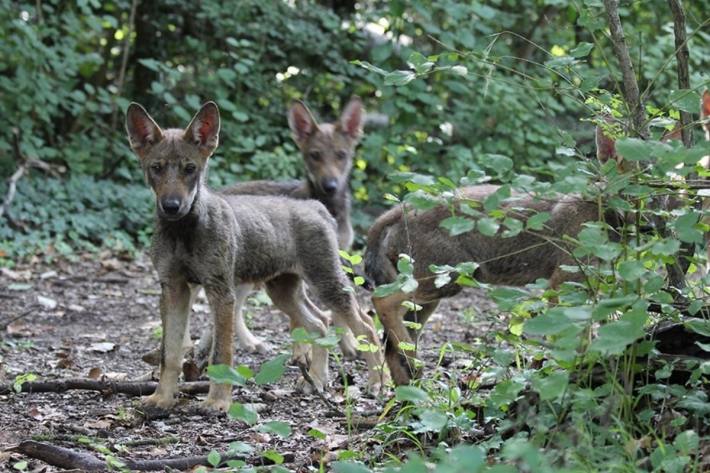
xmin=126 ymin=101 xmax=386 ymax=411
xmin=217 ymin=98 xmax=364 ymax=354
xmin=365 ymin=185 xmax=600 ymax=385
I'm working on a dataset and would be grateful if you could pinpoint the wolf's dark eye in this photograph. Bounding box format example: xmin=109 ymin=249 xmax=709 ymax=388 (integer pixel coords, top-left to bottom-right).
xmin=150 ymin=162 xmax=163 ymax=173
xmin=336 ymin=150 xmax=347 ymax=161
xmin=309 ymin=151 xmax=321 ymax=162
xmin=184 ymin=163 xmax=197 ymax=175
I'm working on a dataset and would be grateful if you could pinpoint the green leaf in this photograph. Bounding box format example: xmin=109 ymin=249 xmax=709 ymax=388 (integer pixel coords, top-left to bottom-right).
xmin=618 ymin=260 xmax=647 ymax=282
xmin=308 ymin=428 xmax=326 ymax=440
xmin=332 ymin=462 xmax=372 ymax=473
xmin=686 ymin=319 xmax=710 ymax=337
xmin=440 ymin=216 xmax=475 ymax=236
xmin=414 ymin=409 xmax=448 ymax=432
xmin=13 ymin=373 xmax=37 ymax=393
xmin=477 ymin=217 xmax=500 ymax=236
xmin=570 ymin=42 xmax=594 ymax=57
xmin=408 ymin=52 xmax=434 ymax=74
xmin=526 ymin=212 xmax=550 ymax=230
xmin=262 ymin=450 xmax=284 ymax=465
xmin=207 ymin=364 xmax=246 ymax=386
xmin=590 ymin=308 xmax=647 ymax=355
xmin=258 ymin=421 xmax=291 ymax=438
xmin=254 ymin=354 xmax=289 ymax=385
xmin=531 ymin=371 xmax=569 ymax=401
xmin=615 ymin=138 xmax=657 ymax=161
xmin=207 ymin=450 xmax=221 ymax=467
xmin=395 ymin=385 xmax=429 ymax=403
xmin=228 ymin=402 xmax=259 ymax=425
xmin=481 ymin=154 xmax=514 ymax=175
xmin=227 ymin=441 xmax=253 ymax=455
xmin=488 ymin=380 xmax=524 ymax=409
xmin=673 ymin=212 xmax=703 ymax=244
xmin=669 ymin=89 xmax=701 ymax=113
xmin=384 ymin=70 xmax=416 ymax=86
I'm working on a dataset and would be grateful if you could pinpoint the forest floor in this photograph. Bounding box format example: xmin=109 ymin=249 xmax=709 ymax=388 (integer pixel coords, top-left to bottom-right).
xmin=0 ymin=253 xmax=502 ymax=472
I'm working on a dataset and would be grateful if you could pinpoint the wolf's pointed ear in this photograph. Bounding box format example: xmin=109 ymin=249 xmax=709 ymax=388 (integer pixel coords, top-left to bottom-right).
xmin=337 ymin=96 xmax=364 ymax=141
xmin=288 ymin=101 xmax=318 ymax=148
xmin=595 ymin=122 xmax=617 ymax=164
xmin=126 ymin=103 xmax=163 ymax=158
xmin=184 ymin=102 xmax=220 ymax=157
xmin=701 ymin=91 xmax=710 ymax=137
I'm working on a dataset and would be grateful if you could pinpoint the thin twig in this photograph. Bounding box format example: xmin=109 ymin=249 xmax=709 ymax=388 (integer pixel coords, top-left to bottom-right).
xmin=103 ymin=0 xmax=139 ymax=178
xmin=296 ymin=363 xmax=344 ymax=417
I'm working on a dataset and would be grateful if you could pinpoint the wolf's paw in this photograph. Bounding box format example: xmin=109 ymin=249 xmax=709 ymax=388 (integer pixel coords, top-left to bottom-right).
xmin=237 ymin=333 xmax=271 ymax=354
xmin=339 ymin=331 xmax=359 ymax=360
xmin=199 ymin=396 xmax=231 ymax=414
xmin=296 ymin=372 xmax=326 ymax=394
xmin=142 ymin=392 xmax=176 ymax=410
xmin=366 ymin=370 xmax=390 ymax=396
xmin=291 ymin=343 xmax=312 ymax=369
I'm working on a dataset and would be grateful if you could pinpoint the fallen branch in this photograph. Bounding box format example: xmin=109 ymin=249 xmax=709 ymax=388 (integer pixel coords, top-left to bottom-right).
xmin=8 ymin=440 xmax=249 ymax=471
xmin=0 ymin=378 xmax=211 ymax=396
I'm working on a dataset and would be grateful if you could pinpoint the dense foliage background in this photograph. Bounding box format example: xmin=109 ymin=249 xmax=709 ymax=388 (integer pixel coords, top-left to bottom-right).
xmin=2 ymin=1 xmax=710 ymax=471
xmin=2 ymin=0 xmax=708 ymax=258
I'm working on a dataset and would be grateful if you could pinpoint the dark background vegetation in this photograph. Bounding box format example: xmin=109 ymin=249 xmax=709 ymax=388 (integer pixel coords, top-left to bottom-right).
xmin=1 ymin=0 xmax=708 ymax=260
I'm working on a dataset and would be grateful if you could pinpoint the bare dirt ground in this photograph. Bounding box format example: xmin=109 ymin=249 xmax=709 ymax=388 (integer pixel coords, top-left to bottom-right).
xmin=0 ymin=253 xmax=501 ymax=472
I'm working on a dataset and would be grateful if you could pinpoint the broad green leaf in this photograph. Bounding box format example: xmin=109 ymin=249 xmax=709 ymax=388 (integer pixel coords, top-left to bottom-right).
xmin=207 ymin=364 xmax=246 ymax=386
xmin=259 ymin=421 xmax=291 ymax=438
xmin=686 ymin=319 xmax=710 ymax=337
xmin=488 ymin=380 xmax=524 ymax=409
xmin=440 ymin=216 xmax=475 ymax=236
xmin=673 ymin=212 xmax=703 ymax=244
xmin=618 ymin=260 xmax=647 ymax=282
xmin=262 ymin=450 xmax=284 ymax=464
xmin=477 ymin=217 xmax=500 ymax=236
xmin=414 ymin=409 xmax=448 ymax=432
xmin=332 ymin=462 xmax=372 ymax=473
xmin=207 ymin=450 xmax=221 ymax=467
xmin=590 ymin=308 xmax=647 ymax=355
xmin=570 ymin=42 xmax=594 ymax=57
xmin=384 ymin=70 xmax=416 ymax=86
xmin=615 ymin=138 xmax=657 ymax=161
xmin=526 ymin=212 xmax=550 ymax=230
xmin=254 ymin=354 xmax=289 ymax=384
xmin=669 ymin=89 xmax=701 ymax=113
xmin=395 ymin=385 xmax=429 ymax=403
xmin=531 ymin=371 xmax=569 ymax=401
xmin=228 ymin=402 xmax=259 ymax=425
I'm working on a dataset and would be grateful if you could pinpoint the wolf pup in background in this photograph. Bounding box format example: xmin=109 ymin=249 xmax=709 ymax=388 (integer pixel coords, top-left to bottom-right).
xmin=126 ymin=101 xmax=386 ymax=411
xmin=220 ymin=98 xmax=363 ymax=355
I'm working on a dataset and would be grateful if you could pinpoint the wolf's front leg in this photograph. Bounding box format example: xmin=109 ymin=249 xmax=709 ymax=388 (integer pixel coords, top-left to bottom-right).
xmin=143 ymin=280 xmax=192 ymax=409
xmin=202 ymin=286 xmax=236 ymax=412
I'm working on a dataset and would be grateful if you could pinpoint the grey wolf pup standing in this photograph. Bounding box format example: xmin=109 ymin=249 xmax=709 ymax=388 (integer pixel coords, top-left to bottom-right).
xmin=126 ymin=101 xmax=386 ymax=411
xmin=218 ymin=98 xmax=364 ymax=354
xmin=365 ymin=185 xmax=601 ymax=386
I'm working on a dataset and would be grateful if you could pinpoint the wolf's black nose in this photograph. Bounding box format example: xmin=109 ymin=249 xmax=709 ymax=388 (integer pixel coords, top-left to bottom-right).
xmin=322 ymin=178 xmax=338 ymax=194
xmin=161 ymin=198 xmax=181 ymax=215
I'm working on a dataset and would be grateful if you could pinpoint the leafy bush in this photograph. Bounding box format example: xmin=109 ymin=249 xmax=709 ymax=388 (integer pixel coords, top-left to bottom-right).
xmin=0 ymin=176 xmax=152 ymax=262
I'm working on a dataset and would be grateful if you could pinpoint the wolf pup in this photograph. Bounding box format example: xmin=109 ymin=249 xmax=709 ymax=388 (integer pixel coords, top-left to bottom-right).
xmin=218 ymin=98 xmax=364 ymax=354
xmin=365 ymin=186 xmax=603 ymax=386
xmin=126 ymin=101 xmax=386 ymax=411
